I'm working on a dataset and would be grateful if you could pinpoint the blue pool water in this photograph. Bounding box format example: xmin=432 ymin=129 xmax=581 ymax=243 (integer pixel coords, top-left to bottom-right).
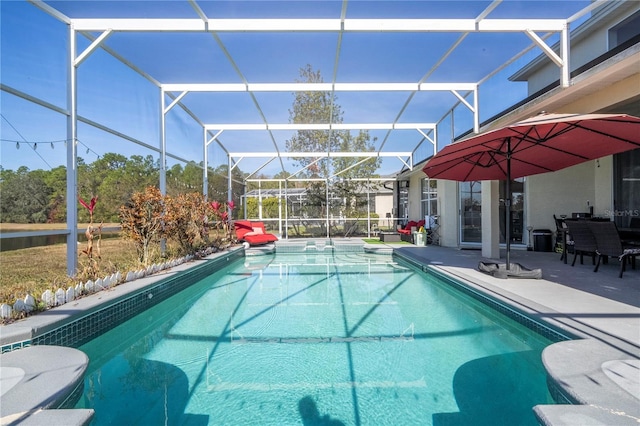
xmin=75 ymin=252 xmax=553 ymax=425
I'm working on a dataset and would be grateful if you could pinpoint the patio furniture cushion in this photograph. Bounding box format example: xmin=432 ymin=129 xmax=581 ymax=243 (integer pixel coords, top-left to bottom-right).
xmin=234 ymin=221 xmax=278 ymax=246
xmin=397 ymin=220 xmax=425 ymax=235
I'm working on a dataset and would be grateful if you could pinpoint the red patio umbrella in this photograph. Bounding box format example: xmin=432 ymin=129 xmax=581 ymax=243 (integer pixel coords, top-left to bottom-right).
xmin=422 ymin=112 xmax=640 ymax=268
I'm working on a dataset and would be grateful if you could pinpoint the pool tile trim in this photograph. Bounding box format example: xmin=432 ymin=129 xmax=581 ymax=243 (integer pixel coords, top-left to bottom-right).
xmin=393 ymin=252 xmax=575 ymax=344
xmin=1 ymin=248 xmax=244 ymax=352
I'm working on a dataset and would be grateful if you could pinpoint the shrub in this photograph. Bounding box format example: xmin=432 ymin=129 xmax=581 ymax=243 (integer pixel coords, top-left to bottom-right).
xmin=164 ymin=192 xmax=210 ymax=255
xmin=119 ymin=186 xmax=165 ymax=266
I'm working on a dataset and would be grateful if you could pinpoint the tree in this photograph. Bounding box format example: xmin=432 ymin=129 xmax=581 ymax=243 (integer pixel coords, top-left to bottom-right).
xmin=85 ymin=153 xmax=129 ymax=222
xmin=246 ymin=196 xmax=280 ymax=219
xmin=331 ymin=130 xmax=381 ymax=218
xmin=0 ymin=166 xmax=52 ymax=223
xmin=286 ymin=65 xmax=342 ymax=179
xmin=43 ymin=166 xmax=67 ymax=222
xmin=0 ymin=153 xmax=247 ymax=226
xmin=208 ymin=164 xmax=245 ymax=219
xmin=285 ymin=65 xmax=381 ymax=231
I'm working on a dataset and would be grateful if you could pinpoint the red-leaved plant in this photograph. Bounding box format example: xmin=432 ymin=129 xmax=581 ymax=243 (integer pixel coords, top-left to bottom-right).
xmin=209 ymin=200 xmax=235 ymax=241
xmin=78 ymin=195 xmax=103 ymax=280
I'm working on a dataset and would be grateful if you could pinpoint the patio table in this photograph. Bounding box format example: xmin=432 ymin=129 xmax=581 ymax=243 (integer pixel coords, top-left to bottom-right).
xmin=379 ymin=232 xmax=401 ymax=243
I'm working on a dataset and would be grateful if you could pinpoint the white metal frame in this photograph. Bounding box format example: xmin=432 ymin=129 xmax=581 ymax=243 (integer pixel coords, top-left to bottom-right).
xmin=11 ymin=0 xmax=591 ymax=275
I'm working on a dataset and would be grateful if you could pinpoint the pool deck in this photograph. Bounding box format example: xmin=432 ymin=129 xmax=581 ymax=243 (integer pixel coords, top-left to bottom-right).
xmin=1 ymin=241 xmax=638 ymax=425
xmin=385 ymin=242 xmax=640 ymax=426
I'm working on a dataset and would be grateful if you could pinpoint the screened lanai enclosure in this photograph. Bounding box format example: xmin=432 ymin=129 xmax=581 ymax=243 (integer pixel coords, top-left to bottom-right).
xmin=242 ymin=178 xmax=396 ymax=238
xmin=1 ymin=0 xmax=607 ymax=275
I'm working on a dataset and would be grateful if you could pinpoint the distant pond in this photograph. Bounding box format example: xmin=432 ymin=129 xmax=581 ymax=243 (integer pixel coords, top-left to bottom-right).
xmin=0 ymin=229 xmax=120 ymax=252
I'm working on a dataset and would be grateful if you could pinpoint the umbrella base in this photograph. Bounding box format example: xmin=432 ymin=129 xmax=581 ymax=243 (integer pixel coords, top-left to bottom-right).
xmin=478 ymin=261 xmax=542 ymax=279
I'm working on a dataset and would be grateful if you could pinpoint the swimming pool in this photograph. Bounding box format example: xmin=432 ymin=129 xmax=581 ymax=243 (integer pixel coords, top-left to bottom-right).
xmin=75 ymin=252 xmax=554 ymax=425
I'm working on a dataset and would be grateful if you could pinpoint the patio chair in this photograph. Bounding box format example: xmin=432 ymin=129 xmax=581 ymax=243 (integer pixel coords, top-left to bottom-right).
xmin=563 ymin=220 xmax=597 ymax=267
xmin=553 ymin=214 xmax=571 ymax=260
xmin=588 ymin=221 xmax=640 ymax=278
xmin=234 ymin=220 xmax=278 ymax=246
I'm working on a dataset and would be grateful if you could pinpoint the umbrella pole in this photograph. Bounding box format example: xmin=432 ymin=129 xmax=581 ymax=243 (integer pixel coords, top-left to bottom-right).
xmin=506 ymin=139 xmax=512 ymax=270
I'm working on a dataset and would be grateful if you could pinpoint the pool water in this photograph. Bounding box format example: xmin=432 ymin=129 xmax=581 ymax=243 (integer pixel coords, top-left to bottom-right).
xmin=75 ymin=252 xmax=553 ymax=425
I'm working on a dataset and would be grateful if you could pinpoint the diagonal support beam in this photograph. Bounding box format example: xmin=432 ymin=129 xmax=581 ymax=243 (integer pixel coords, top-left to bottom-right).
xmin=525 ymin=29 xmax=563 ymax=67
xmin=288 ymin=157 xmax=325 ymax=179
xmin=246 ymin=157 xmax=277 ymax=180
xmin=230 ymin=156 xmax=243 ymax=172
xmin=416 ymin=128 xmax=437 ymax=157
xmin=450 ymin=90 xmax=475 ymax=113
xmin=397 ymin=155 xmax=413 ymax=171
xmin=74 ymin=29 xmax=113 ymax=67
xmin=164 ymin=91 xmax=188 ymax=114
xmin=330 ymin=156 xmax=375 ymax=180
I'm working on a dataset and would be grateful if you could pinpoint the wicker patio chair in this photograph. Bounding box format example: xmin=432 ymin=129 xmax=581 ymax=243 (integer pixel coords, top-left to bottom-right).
xmin=588 ymin=221 xmax=640 ymax=278
xmin=563 ymin=220 xmax=597 ymax=267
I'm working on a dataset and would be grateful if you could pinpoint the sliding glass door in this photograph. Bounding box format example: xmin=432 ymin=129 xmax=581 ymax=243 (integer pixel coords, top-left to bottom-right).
xmin=460 ymin=181 xmax=482 ymax=244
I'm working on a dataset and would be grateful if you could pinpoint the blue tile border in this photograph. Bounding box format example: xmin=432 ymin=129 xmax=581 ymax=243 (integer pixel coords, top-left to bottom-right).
xmin=393 ymin=252 xmax=579 ymax=406
xmin=394 ymin=252 xmax=575 ymax=344
xmin=1 ymin=249 xmax=244 ymax=353
xmin=1 ymin=340 xmax=31 ymax=354
xmin=546 ymin=377 xmax=575 ymax=405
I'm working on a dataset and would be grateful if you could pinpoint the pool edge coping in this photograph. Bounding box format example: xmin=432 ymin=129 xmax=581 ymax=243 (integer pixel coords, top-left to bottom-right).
xmin=392 ymin=250 xmax=640 ymax=425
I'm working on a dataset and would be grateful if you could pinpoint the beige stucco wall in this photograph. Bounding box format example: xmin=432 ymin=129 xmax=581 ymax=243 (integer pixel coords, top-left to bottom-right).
xmin=407 ymin=173 xmax=424 ymax=221
xmin=594 ymin=156 xmax=614 ymax=218
xmin=438 ymin=180 xmax=459 ymax=247
xmin=481 ymin=180 xmax=500 ymax=259
xmin=526 ymin=161 xmax=596 ymax=232
xmin=374 ymin=192 xmax=394 ymax=227
xmin=433 ymin=155 xmax=618 ymax=249
xmin=558 ymin=74 xmax=640 ymax=114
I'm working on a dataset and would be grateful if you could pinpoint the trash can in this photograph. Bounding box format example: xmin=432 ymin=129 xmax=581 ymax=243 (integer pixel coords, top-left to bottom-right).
xmin=532 ymin=229 xmax=553 ymax=252
xmin=413 ymin=231 xmax=426 ymax=246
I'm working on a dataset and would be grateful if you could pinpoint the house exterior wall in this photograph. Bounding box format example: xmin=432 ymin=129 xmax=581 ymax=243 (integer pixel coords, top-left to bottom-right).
xmin=524 ymin=3 xmax=639 ymax=95
xmin=374 ymin=192 xmax=394 ymax=228
xmin=438 ymin=180 xmax=459 ymax=247
xmin=481 ymin=180 xmax=500 ymax=259
xmin=527 ymin=25 xmax=610 ymax=95
xmin=558 ymin=73 xmax=640 ymax=114
xmin=407 ymin=173 xmax=424 ymax=221
xmin=527 ymin=162 xmax=595 ymax=233
xmin=594 ymin=156 xmax=614 ymax=218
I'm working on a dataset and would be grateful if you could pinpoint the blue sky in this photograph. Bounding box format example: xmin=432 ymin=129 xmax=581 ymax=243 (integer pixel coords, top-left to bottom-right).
xmin=1 ymin=0 xmax=593 ymax=176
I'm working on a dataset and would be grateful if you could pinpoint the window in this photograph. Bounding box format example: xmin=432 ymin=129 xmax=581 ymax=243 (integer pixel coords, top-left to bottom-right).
xmin=609 ymin=11 xmax=640 ymax=48
xmin=613 ymin=150 xmax=640 ymax=228
xmin=397 ymin=181 xmax=409 ymax=223
xmin=421 ymin=178 xmax=438 ymax=220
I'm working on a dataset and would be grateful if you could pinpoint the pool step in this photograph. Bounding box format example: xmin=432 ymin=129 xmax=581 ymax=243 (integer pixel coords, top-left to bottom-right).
xmin=273 ymin=239 xmax=365 ymax=253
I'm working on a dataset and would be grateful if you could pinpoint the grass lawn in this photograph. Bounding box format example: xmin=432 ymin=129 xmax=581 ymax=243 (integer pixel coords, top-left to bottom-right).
xmin=0 ymin=238 xmax=143 ymax=306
